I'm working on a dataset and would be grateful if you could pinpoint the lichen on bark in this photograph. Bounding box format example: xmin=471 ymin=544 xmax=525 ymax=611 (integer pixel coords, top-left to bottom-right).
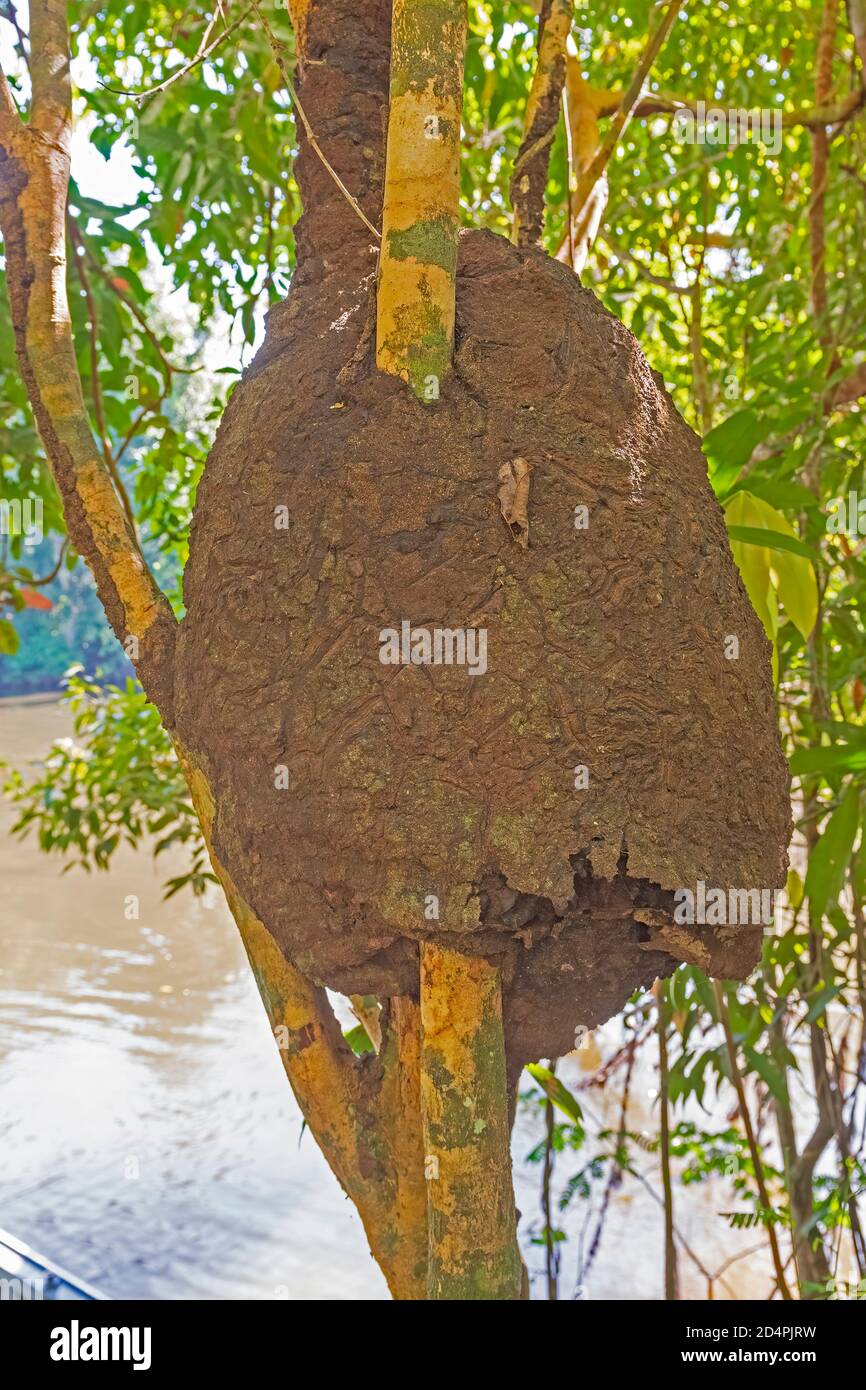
xmin=376 ymin=0 xmax=467 ymax=394
xmin=420 ymin=943 xmax=523 ymax=1299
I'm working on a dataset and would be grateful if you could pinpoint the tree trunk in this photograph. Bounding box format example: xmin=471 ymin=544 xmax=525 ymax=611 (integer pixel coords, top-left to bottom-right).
xmin=376 ymin=0 xmax=467 ymax=393
xmin=419 ymin=943 xmax=524 ymax=1298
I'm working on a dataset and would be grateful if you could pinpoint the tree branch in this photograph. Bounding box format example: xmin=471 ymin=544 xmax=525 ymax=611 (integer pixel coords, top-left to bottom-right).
xmin=571 ymin=0 xmax=683 ymax=227
xmin=66 ymin=214 xmax=139 ymax=536
xmin=829 ymin=358 xmax=866 ymax=407
xmin=419 ymin=943 xmax=523 ymax=1299
xmin=846 ymin=0 xmax=866 ymax=77
xmin=376 ymin=0 xmax=467 ymax=395
xmin=98 ymin=3 xmax=255 ymax=103
xmin=556 ymin=56 xmax=609 ymax=271
xmin=655 ymin=981 xmax=680 ymax=1299
xmin=714 ymin=981 xmax=794 ymax=1300
xmin=377 ymin=996 xmax=429 ymax=1296
xmin=28 ymin=0 xmax=70 ymax=144
xmin=0 ymin=0 xmax=176 ymax=717
xmin=810 ymin=0 xmax=840 ymax=330
xmin=626 ymin=86 xmax=865 ymax=129
xmin=0 ymin=63 xmax=20 ymax=134
xmin=510 ymin=0 xmax=573 ymax=248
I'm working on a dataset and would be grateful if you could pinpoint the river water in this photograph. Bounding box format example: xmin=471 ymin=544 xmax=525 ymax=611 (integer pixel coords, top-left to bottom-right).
xmin=0 ymin=698 xmax=774 ymax=1300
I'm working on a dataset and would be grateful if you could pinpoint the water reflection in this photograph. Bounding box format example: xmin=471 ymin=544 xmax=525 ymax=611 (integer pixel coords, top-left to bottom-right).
xmin=0 ymin=698 xmax=386 ymax=1300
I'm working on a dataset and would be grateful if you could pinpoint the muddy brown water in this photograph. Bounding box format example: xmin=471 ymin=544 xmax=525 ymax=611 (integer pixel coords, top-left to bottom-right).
xmin=0 ymin=697 xmax=386 ymax=1299
xmin=0 ymin=698 xmax=774 ymax=1299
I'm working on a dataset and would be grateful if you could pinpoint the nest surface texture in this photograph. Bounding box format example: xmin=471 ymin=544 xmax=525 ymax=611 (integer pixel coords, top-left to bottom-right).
xmin=175 ymin=227 xmax=790 ymax=1066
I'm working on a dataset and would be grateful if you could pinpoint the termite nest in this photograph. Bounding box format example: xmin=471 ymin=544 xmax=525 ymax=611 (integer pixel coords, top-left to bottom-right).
xmin=175 ymin=227 xmax=789 ymax=1067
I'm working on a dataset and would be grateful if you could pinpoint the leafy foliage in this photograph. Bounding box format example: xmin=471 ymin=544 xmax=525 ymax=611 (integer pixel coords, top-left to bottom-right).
xmin=2 ymin=669 xmax=213 ymax=897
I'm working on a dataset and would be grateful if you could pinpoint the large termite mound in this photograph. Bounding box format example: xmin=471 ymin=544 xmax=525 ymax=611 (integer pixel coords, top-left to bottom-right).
xmin=174 ymin=227 xmax=790 ymax=1066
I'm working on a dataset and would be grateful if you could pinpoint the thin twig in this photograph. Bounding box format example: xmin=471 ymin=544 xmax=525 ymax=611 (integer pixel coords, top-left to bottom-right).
xmin=576 ymin=1033 xmax=638 ymax=1290
xmin=24 ymin=538 xmax=69 ymax=586
xmin=597 ymin=229 xmax=691 ymax=294
xmin=561 ymin=70 xmax=576 ymax=268
xmin=572 ymin=0 xmax=683 ymax=223
xmin=0 ymin=63 xmax=20 ymax=131
xmin=98 ymin=5 xmax=256 ymax=102
xmin=655 ymin=980 xmax=679 ymax=1299
xmin=78 ymin=234 xmax=193 ymax=380
xmin=714 ymin=980 xmax=795 ymax=1300
xmin=542 ymin=1057 xmax=560 ymax=1300
xmin=67 ymin=217 xmax=139 ymax=537
xmin=572 ymin=1087 xmax=740 ymax=1297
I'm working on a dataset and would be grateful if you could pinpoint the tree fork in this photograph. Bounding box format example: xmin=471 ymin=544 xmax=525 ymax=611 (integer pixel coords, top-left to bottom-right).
xmin=419 ymin=942 xmax=524 ymax=1299
xmin=556 ymin=59 xmax=609 ymax=271
xmin=376 ymin=0 xmax=467 ymax=396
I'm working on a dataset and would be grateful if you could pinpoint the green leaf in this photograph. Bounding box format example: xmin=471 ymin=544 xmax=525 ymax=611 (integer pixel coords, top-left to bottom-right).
xmin=743 ymin=1047 xmax=788 ymax=1105
xmin=725 ymin=492 xmax=818 ymax=640
xmin=704 ymin=410 xmax=773 ymax=495
xmin=526 ymin=1064 xmax=583 ymax=1125
xmin=0 ymin=619 xmax=19 ymax=655
xmin=786 ymin=867 xmax=804 ymax=910
xmin=726 ymin=525 xmax=818 ymax=563
xmin=790 ymin=745 xmax=866 ymax=776
xmin=736 ymin=479 xmax=820 ymax=512
xmin=343 ymin=1023 xmax=375 ymax=1056
xmin=804 ymin=983 xmax=841 ymax=1024
xmin=804 ymin=784 xmax=861 ymax=920
xmin=816 ymin=721 xmax=866 ymax=747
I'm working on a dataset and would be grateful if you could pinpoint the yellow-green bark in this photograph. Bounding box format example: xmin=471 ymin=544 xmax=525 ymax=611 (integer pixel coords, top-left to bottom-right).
xmin=419 ymin=942 xmax=523 ymax=1299
xmin=376 ymin=0 xmax=467 ymax=397
xmin=378 ymin=997 xmax=430 ymax=1296
xmin=286 ymin=0 xmax=310 ymax=53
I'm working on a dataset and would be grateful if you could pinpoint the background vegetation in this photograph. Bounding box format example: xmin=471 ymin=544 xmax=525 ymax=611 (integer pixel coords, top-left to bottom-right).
xmin=2 ymin=0 xmax=865 ymax=1297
